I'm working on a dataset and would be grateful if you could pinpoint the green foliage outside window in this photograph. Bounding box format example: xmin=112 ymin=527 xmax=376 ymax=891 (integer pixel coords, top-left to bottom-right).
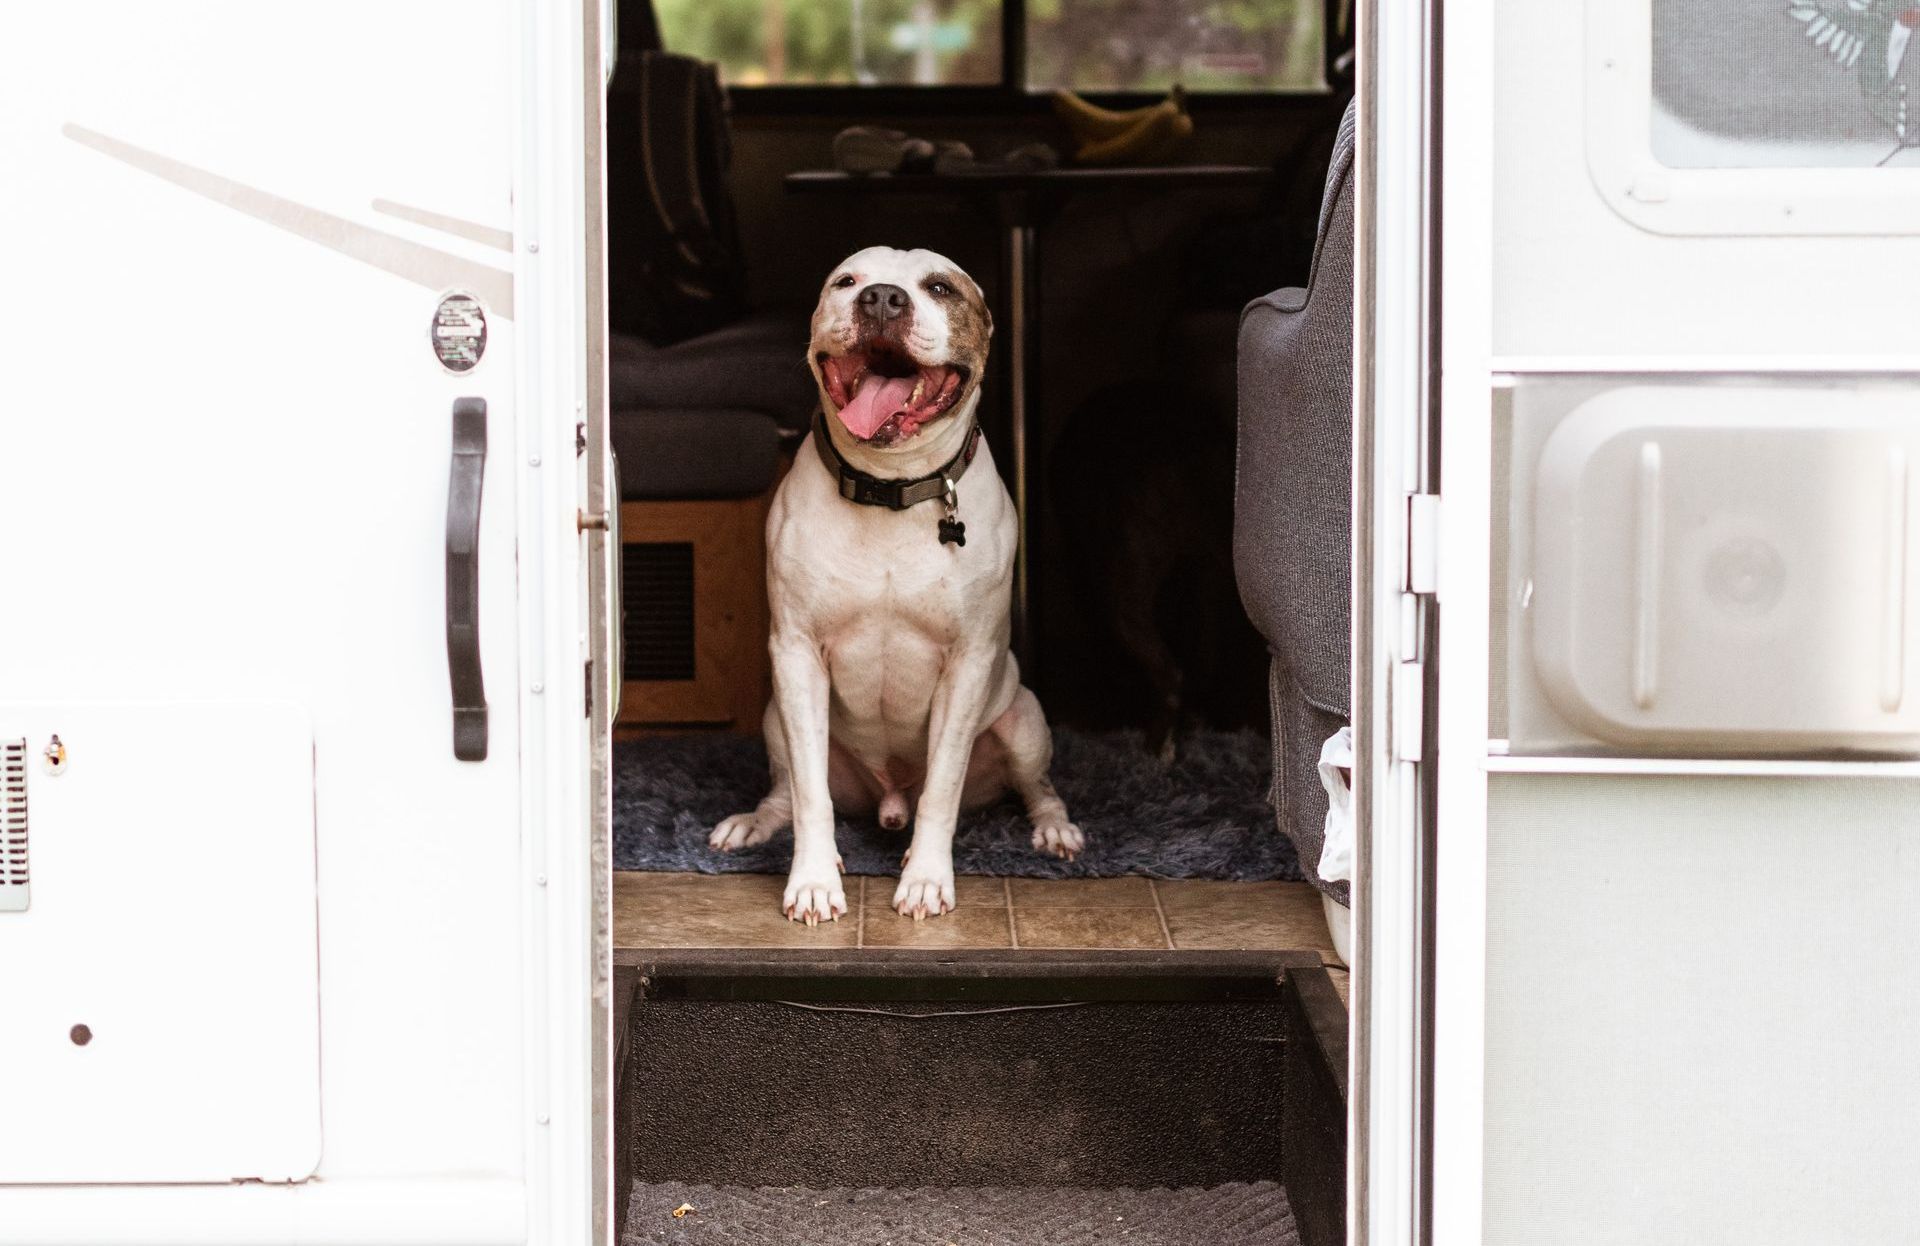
xmin=654 ymin=0 xmax=1324 ymax=91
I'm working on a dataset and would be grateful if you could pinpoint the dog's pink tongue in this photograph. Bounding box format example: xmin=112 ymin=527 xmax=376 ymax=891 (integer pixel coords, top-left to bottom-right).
xmin=835 ymin=372 xmax=918 ymax=440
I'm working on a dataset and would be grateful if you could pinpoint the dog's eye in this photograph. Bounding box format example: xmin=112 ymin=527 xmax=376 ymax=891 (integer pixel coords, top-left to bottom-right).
xmin=927 ymin=280 xmax=952 ymax=297
xmin=832 ymin=274 xmax=857 ymax=289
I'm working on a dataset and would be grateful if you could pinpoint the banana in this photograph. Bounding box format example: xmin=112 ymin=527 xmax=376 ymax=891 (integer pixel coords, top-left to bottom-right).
xmin=1051 ymin=85 xmax=1187 ymax=144
xmin=1072 ymin=103 xmax=1195 ymax=167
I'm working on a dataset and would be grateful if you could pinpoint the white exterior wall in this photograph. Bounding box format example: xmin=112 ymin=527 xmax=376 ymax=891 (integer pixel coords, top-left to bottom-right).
xmin=0 ymin=2 xmax=595 ymax=1240
xmin=1432 ymin=1 xmax=1920 ymax=1242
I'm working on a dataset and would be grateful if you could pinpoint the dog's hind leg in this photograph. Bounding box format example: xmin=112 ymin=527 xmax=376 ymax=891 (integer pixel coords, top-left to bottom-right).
xmin=987 ymin=686 xmax=1085 ymax=861
xmin=710 ymin=702 xmax=793 ymax=852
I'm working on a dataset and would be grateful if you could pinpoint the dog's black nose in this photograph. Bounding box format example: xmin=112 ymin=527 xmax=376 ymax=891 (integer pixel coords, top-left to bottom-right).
xmin=857 ymin=282 xmax=911 ymax=322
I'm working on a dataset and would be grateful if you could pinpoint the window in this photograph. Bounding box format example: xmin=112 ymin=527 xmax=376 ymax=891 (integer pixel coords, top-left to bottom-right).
xmin=1652 ymin=0 xmax=1920 ymax=169
xmin=1028 ymin=0 xmax=1325 ymax=92
xmin=1587 ymin=0 xmax=1920 ymax=236
xmin=656 ymin=0 xmax=1001 ymax=87
xmin=654 ymin=0 xmax=1327 ymax=93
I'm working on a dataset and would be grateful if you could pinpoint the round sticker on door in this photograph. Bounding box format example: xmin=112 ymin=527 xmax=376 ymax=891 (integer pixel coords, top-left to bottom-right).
xmin=431 ymin=292 xmax=488 ymax=373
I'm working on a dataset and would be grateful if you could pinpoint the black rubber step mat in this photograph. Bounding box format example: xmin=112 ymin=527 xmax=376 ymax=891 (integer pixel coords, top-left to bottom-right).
xmin=623 ymin=1181 xmax=1300 ymax=1246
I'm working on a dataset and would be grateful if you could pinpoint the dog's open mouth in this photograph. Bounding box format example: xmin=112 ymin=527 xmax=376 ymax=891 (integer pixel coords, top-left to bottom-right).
xmin=818 ymin=344 xmax=969 ymax=444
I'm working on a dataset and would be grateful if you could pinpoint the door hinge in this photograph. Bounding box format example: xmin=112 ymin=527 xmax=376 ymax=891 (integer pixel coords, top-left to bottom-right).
xmin=1405 ymin=492 xmax=1441 ymax=595
xmin=1393 ymin=660 xmax=1426 ymax=762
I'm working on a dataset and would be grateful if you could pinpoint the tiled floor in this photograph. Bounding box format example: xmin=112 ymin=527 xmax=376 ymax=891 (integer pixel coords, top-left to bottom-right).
xmin=615 ymin=871 xmax=1349 ymax=1000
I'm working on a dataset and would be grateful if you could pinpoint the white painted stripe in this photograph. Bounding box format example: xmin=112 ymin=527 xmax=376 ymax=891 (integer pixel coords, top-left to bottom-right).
xmin=63 ymin=124 xmax=515 ymax=318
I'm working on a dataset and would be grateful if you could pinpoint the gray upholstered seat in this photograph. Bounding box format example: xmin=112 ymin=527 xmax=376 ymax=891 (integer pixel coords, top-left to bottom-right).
xmin=611 ymin=407 xmax=782 ymax=501
xmin=610 ymin=310 xmax=814 ymax=431
xmin=610 ymin=309 xmax=815 ymax=499
xmin=1233 ymin=99 xmax=1356 ymax=906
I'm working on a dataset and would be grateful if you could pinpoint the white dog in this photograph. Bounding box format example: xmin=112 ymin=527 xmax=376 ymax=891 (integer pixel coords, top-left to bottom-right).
xmin=710 ymin=246 xmax=1083 ymax=923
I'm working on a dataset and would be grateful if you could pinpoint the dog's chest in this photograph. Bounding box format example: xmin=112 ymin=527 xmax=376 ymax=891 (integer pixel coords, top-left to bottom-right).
xmin=780 ymin=508 xmax=996 ymax=643
xmin=769 ymin=449 xmax=1013 ymax=671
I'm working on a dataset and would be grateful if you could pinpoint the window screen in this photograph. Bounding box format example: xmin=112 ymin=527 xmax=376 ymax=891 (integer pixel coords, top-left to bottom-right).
xmin=1652 ymin=0 xmax=1920 ymax=167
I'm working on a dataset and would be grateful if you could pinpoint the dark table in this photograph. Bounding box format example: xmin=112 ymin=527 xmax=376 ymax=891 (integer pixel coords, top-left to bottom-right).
xmin=785 ymin=164 xmax=1274 ymax=668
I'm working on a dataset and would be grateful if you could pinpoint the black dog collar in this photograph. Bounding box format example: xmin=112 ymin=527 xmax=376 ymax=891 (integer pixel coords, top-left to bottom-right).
xmin=812 ymin=409 xmax=983 ymax=545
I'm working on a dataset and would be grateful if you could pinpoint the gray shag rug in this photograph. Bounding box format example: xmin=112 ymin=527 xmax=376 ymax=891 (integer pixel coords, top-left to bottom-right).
xmin=624 ymin=1182 xmax=1300 ymax=1246
xmin=613 ymin=728 xmax=1300 ymax=881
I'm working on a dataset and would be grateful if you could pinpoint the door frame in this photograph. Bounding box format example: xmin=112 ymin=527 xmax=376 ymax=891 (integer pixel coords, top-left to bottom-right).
xmin=1351 ymin=0 xmax=1444 ymax=1241
xmin=1356 ymin=3 xmax=1501 ymax=1242
xmin=516 ymin=0 xmax=604 ymax=1240
xmin=582 ymin=0 xmax=619 ymax=1241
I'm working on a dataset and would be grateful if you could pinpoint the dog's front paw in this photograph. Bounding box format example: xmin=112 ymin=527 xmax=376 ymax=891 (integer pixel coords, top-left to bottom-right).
xmin=892 ymin=866 xmax=956 ymax=920
xmin=710 ymin=811 xmax=779 ymax=853
xmin=1031 ymin=819 xmax=1085 ymax=861
xmin=783 ymin=861 xmax=846 ymax=927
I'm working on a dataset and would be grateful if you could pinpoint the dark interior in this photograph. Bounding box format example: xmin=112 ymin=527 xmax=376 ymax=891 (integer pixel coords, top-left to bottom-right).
xmin=606 ymin=2 xmax=1355 ymax=1238
xmin=607 ymin=0 xmax=1352 ymax=737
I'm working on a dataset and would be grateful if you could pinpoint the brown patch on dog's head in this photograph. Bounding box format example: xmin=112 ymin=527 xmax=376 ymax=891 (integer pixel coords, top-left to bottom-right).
xmin=919 ymin=269 xmax=992 ymax=353
xmin=920 ymin=267 xmax=992 ymax=385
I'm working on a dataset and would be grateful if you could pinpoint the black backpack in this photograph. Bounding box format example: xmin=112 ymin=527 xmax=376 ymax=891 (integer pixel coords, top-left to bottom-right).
xmin=607 ymin=50 xmax=749 ymax=345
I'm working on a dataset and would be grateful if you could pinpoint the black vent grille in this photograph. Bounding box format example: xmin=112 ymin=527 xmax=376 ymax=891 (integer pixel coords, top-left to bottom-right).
xmin=622 ymin=542 xmax=696 ymax=682
xmin=2 ymin=739 xmax=26 ymax=912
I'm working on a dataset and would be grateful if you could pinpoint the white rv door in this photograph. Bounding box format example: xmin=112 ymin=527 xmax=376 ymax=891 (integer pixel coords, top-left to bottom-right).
xmin=1425 ymin=1 xmax=1920 ymax=1243
xmin=0 ymin=2 xmax=598 ymax=1241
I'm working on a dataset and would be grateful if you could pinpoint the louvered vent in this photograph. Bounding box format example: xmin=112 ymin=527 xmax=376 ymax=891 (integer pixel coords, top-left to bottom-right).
xmin=1 ymin=739 xmax=27 ymax=913
xmin=622 ymin=542 xmax=696 ymax=682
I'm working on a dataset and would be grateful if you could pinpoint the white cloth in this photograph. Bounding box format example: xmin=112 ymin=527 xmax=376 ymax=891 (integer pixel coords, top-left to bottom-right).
xmin=1315 ymin=727 xmax=1354 ymax=887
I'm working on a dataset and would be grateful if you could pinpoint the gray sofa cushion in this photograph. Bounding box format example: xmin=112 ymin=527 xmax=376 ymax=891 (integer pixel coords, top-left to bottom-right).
xmin=612 ymin=407 xmax=782 ymax=501
xmin=1235 ymin=104 xmax=1356 ymax=714
xmin=609 ymin=309 xmax=816 ymax=435
xmin=1234 ymin=99 xmax=1356 ymax=904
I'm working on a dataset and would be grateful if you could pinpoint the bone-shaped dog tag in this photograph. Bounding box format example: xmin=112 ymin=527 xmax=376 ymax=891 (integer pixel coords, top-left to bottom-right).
xmin=938 ymin=476 xmax=966 ymax=547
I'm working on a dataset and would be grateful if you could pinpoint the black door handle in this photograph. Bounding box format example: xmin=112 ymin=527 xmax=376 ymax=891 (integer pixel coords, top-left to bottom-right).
xmin=447 ymin=397 xmax=488 ymax=761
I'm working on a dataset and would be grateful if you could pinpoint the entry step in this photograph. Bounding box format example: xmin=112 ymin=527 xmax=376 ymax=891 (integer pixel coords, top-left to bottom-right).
xmin=623 ymin=1181 xmax=1301 ymax=1245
